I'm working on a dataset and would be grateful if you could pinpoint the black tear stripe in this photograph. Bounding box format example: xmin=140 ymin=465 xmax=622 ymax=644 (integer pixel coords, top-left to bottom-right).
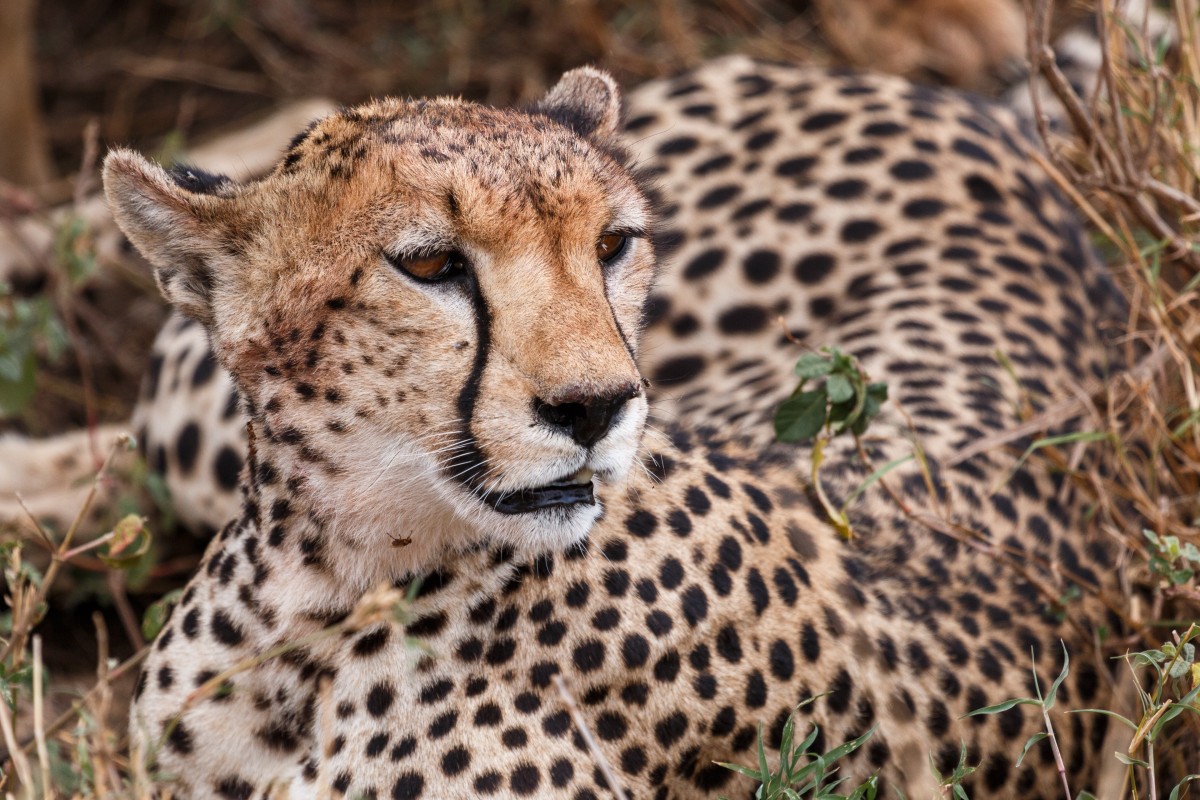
xmin=451 ymin=277 xmax=492 ymax=493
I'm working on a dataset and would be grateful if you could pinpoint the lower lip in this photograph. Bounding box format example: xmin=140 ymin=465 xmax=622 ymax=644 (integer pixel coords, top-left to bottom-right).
xmin=483 ymin=481 xmax=596 ymax=514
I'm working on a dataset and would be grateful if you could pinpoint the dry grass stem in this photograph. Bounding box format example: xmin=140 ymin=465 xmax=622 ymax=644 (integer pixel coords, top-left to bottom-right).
xmin=553 ymin=674 xmax=630 ymax=800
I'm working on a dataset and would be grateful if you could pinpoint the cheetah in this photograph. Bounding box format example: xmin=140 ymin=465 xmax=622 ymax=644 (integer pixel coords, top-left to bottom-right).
xmin=109 ymin=57 xmax=1123 ymax=799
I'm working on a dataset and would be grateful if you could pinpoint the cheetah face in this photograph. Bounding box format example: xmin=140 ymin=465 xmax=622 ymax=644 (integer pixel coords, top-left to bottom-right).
xmin=104 ymin=69 xmax=656 ymax=569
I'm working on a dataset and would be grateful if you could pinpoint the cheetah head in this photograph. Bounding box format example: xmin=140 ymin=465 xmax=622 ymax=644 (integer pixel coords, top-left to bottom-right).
xmin=104 ymin=69 xmax=655 ymax=572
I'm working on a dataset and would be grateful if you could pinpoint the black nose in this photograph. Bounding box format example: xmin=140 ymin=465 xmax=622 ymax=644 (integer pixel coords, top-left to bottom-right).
xmin=535 ymin=384 xmax=639 ymax=448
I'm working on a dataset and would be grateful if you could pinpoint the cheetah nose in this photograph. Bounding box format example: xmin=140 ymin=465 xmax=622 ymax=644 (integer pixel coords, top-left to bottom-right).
xmin=535 ymin=383 xmax=639 ymax=448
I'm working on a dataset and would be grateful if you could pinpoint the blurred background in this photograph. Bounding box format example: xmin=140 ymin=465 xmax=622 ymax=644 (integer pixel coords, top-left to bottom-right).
xmin=0 ymin=0 xmax=1075 ymax=438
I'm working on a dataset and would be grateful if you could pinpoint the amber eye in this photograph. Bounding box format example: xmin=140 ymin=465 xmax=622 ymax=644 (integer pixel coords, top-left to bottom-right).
xmin=596 ymin=233 xmax=628 ymax=264
xmin=388 ymin=250 xmax=465 ymax=282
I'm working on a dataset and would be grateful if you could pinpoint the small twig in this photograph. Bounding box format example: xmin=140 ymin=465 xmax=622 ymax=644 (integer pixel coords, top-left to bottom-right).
xmin=1040 ymin=704 xmax=1074 ymax=800
xmin=89 ymin=612 xmax=112 ymax=799
xmin=32 ymin=636 xmax=52 ymax=800
xmin=0 ymin=432 xmax=133 ymax=666
xmin=107 ymin=569 xmax=146 ymax=650
xmin=553 ymin=674 xmax=629 ymax=800
xmin=0 ymin=681 xmax=34 ymax=796
xmin=0 ymin=647 xmax=149 ymax=766
xmin=316 ymin=676 xmax=334 ymax=800
xmin=12 ymin=492 xmax=57 ymax=552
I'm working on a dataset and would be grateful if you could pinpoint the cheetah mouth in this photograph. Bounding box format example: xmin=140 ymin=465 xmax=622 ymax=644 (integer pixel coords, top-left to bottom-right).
xmin=482 ymin=468 xmax=596 ymax=515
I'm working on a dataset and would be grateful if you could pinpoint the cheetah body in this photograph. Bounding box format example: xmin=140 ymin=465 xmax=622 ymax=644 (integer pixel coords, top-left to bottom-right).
xmin=116 ymin=57 xmax=1122 ymax=799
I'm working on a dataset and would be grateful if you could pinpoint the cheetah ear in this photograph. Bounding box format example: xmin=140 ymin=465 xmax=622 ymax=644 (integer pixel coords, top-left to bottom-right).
xmin=532 ymin=66 xmax=622 ymax=140
xmin=103 ymin=149 xmax=242 ymax=326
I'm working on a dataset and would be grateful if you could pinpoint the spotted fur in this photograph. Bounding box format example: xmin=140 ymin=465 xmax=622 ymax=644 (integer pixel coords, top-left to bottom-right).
xmin=114 ymin=58 xmax=1123 ymax=799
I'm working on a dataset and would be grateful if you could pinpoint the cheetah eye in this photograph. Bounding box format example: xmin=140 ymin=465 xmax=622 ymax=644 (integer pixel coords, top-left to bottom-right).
xmin=596 ymin=233 xmax=628 ymax=265
xmin=387 ymin=250 xmax=467 ymax=283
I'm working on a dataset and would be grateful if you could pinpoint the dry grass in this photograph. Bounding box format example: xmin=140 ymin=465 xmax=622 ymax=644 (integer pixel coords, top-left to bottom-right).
xmin=1015 ymin=0 xmax=1200 ymax=785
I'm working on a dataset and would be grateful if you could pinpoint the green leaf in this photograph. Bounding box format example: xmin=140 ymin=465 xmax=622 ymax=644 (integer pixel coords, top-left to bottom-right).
xmin=1015 ymin=732 xmax=1048 ymax=767
xmin=826 ymin=373 xmax=854 ymax=404
xmin=822 ymin=724 xmax=876 ymax=762
xmin=1167 ymin=774 xmax=1200 ymax=800
xmin=1069 ymin=707 xmax=1138 ymax=730
xmin=1114 ymin=751 xmax=1150 ymax=768
xmin=841 ymin=454 xmax=914 ymax=508
xmin=713 ymin=761 xmax=764 ymax=781
xmin=962 ymin=697 xmax=1041 ymax=717
xmin=795 ymin=353 xmax=833 ymax=379
xmin=99 ymin=515 xmax=153 ymax=569
xmin=1045 ymin=642 xmax=1070 ymax=711
xmin=141 ymin=588 xmax=184 ymax=641
xmin=775 ymin=388 xmax=828 ymax=442
xmin=0 ymin=349 xmax=37 ymax=416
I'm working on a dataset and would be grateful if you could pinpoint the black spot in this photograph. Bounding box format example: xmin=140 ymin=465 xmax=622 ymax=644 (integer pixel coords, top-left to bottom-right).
xmin=390 ymin=736 xmax=417 ymax=760
xmin=428 ymin=710 xmax=458 ymax=737
xmin=776 ymin=156 xmax=817 ymax=177
xmin=685 ymin=486 xmax=711 ymax=515
xmin=769 ymin=640 xmax=795 ymax=681
xmin=211 ymin=610 xmax=243 ymax=646
xmin=952 ymin=138 xmax=998 ymax=165
xmin=717 ymin=304 xmax=769 ymax=334
xmin=746 ymin=569 xmax=769 ymax=615
xmin=215 ymin=777 xmax=254 ymax=800
xmin=715 ymin=625 xmax=742 ymax=663
xmin=192 ymin=351 xmax=218 ymax=386
xmin=776 ymin=202 xmax=814 ymax=221
xmin=391 ymin=771 xmax=425 ymax=799
xmin=652 ymin=355 xmax=706 ymax=385
xmin=509 ymin=764 xmax=541 ymax=796
xmin=827 ymin=669 xmax=854 ymax=713
xmin=177 ymin=422 xmax=201 ymax=474
xmin=573 ymin=640 xmax=606 ymax=672
xmin=965 ymin=174 xmax=1003 ymax=203
xmin=862 ymin=121 xmax=907 ymax=137
xmin=698 ymin=185 xmax=742 ymax=208
xmin=622 ymin=634 xmax=650 ymax=668
xmin=596 ymin=711 xmax=629 ymax=740
xmin=659 ymin=558 xmax=684 ymax=589
xmin=739 ymin=671 xmax=768 ymax=710
xmin=801 ymin=623 xmax=820 ymax=662
xmin=681 ymin=586 xmax=708 ymax=626
xmin=655 ymin=711 xmax=689 ymax=747
xmin=683 ymin=248 xmax=726 ymax=280
xmin=367 ymin=683 xmax=396 ymax=716
xmin=657 ymin=136 xmax=699 ymax=156
xmin=743 ymin=250 xmax=781 ymax=284
xmin=826 ymin=178 xmax=868 ymax=199
xmin=625 ymin=510 xmax=658 ymax=538
xmin=654 ymin=650 xmax=682 ymax=682
xmin=841 ymin=219 xmax=882 ymax=243
xmin=890 ymin=160 xmax=934 ymax=180
xmin=802 ymin=111 xmax=847 ymax=131
xmin=550 ymin=758 xmax=574 ymax=787
xmin=366 ymin=733 xmax=390 ymax=757
xmin=167 ymin=720 xmax=193 ymax=754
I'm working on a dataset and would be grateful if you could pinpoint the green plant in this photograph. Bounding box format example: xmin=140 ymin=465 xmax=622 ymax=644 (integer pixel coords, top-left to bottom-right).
xmin=1082 ymin=626 xmax=1200 ymax=800
xmin=0 ymin=284 xmax=67 ymax=417
xmin=965 ymin=644 xmax=1075 ymax=799
xmin=1144 ymin=530 xmax=1200 ymax=588
xmin=929 ymin=741 xmax=977 ymax=800
xmin=773 ymin=347 xmax=892 ymax=539
xmin=775 ymin=348 xmax=888 ymax=444
xmin=716 ymin=694 xmax=878 ymax=800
